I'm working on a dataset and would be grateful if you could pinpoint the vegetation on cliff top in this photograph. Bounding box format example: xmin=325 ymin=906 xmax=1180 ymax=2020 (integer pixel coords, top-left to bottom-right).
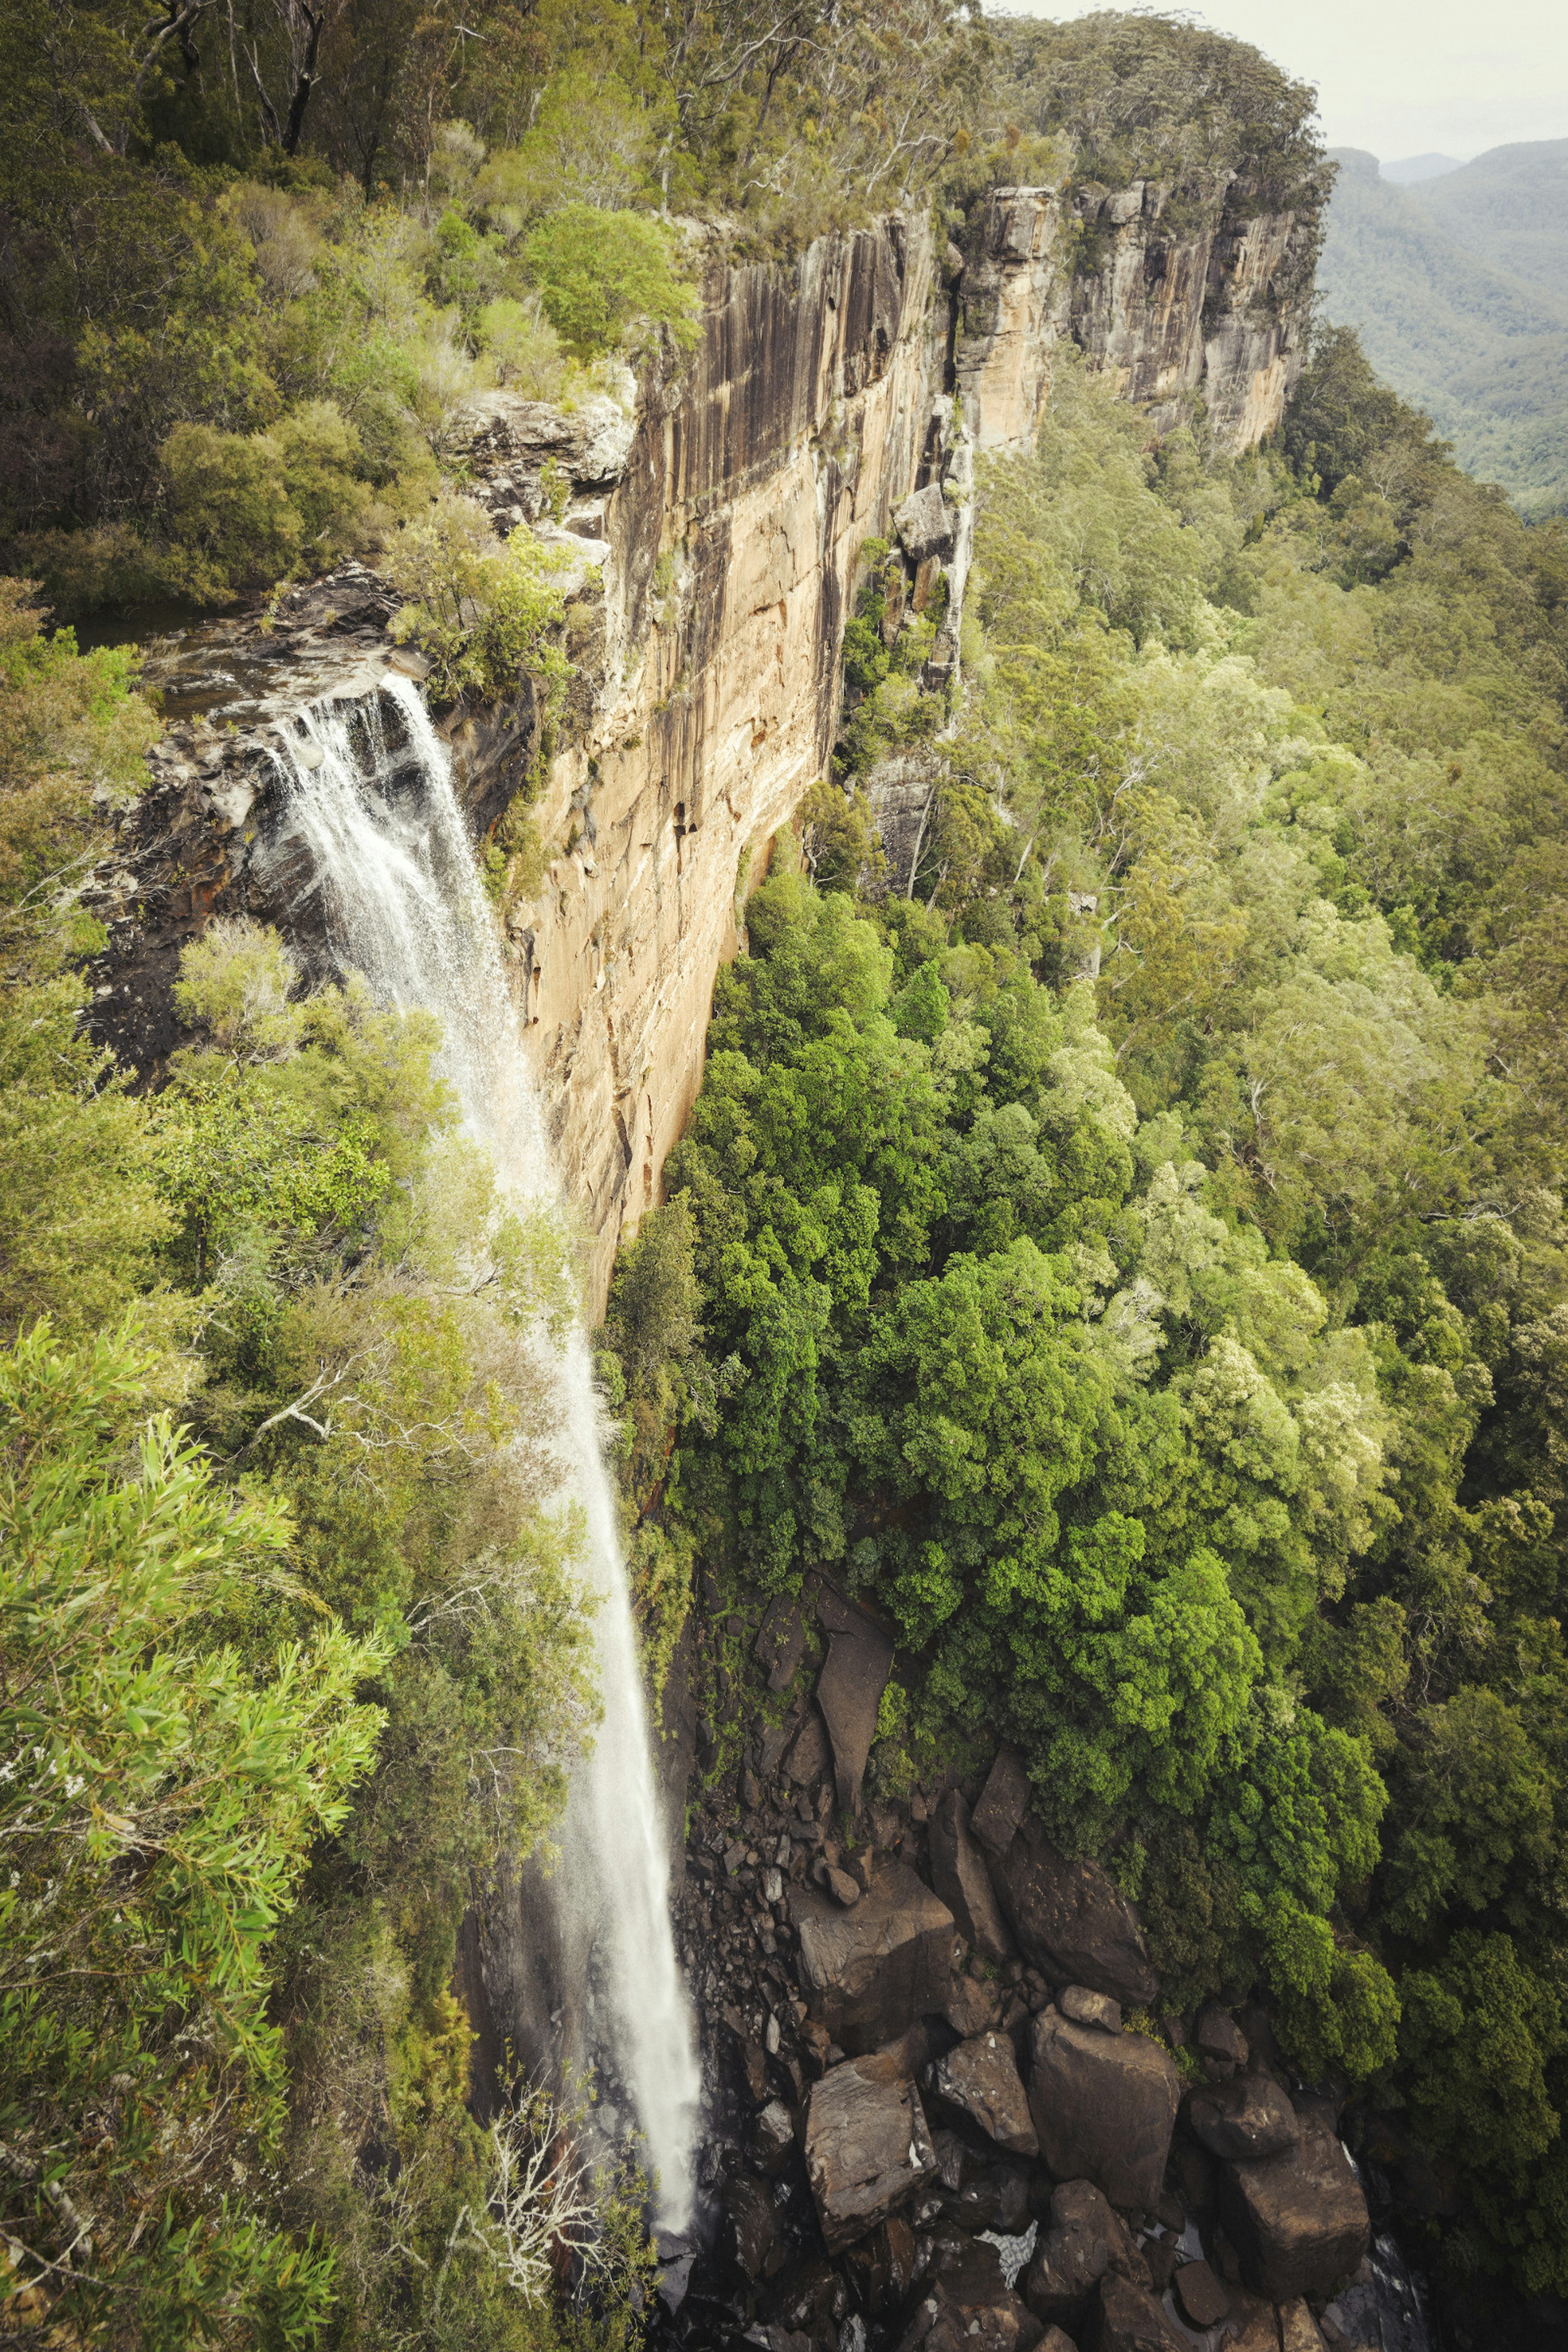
xmin=617 ymin=343 xmax=1568 ymax=2299
xmin=0 ymin=2 xmax=1323 ymax=620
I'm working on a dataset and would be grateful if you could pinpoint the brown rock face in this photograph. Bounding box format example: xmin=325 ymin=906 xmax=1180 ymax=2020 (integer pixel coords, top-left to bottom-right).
xmin=790 ymin=1860 xmax=955 ymax=2053
xmin=926 ymin=2032 xmax=1038 ymax=2156
xmin=993 ymin=1819 xmax=1158 ymax=2007
xmin=803 ymin=2053 xmax=936 ymax=2252
xmin=1094 ymin=2272 xmax=1190 ymax=2352
xmin=1187 ymin=2073 xmax=1302 ymax=2162
xmin=1218 ymin=2109 xmax=1371 ymax=2303
xmin=1023 ymin=2178 xmax=1149 ymax=2331
xmin=814 ymin=1585 xmax=895 ymax=1813
xmin=970 ymin=1746 xmax=1032 ymax=1862
xmin=930 ymin=1788 xmax=1015 ymax=1964
xmin=1026 ymin=2010 xmax=1181 ymax=2212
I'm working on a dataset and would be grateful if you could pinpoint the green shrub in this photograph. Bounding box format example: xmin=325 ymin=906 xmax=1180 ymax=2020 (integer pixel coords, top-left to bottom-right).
xmin=523 ymin=203 xmax=698 ymax=361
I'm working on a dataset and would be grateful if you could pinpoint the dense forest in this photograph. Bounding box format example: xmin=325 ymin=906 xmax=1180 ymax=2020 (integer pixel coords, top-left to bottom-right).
xmin=621 ymin=340 xmax=1568 ymax=2307
xmin=6 ymin=0 xmax=1568 ymax=2345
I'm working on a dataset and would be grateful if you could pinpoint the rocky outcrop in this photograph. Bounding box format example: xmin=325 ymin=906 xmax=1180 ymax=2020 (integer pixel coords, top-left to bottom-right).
xmin=1218 ymin=2108 xmax=1371 ymax=2303
xmin=1187 ymin=2073 xmax=1302 ymax=2162
xmin=992 ymin=1820 xmax=1159 ymax=2007
xmin=814 ymin=1586 xmax=895 ymax=1814
xmin=930 ymin=1789 xmax=1015 ymax=1965
xmin=1024 ymin=2179 xmax=1149 ymax=2332
xmin=1026 ymin=2007 xmax=1182 ymax=2212
xmin=791 ymin=1860 xmax=954 ymax=2053
xmin=926 ymin=2032 xmax=1037 ymax=2156
xmin=804 ymin=2054 xmax=936 ymax=2251
xmin=955 ymin=171 xmax=1314 ymax=455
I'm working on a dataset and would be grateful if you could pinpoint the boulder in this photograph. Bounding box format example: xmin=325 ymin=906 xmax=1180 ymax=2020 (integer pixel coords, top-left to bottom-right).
xmin=1027 ymin=2009 xmax=1181 ymax=2212
xmin=815 ymin=1586 xmax=895 ymax=1813
xmin=756 ymin=1595 xmax=809 ymax=1691
xmin=1279 ymin=2303 xmax=1329 ymax=2352
xmin=1187 ymin=2073 xmax=1301 ymax=2163
xmin=785 ymin=1706 xmax=833 ymax=1788
xmin=893 ymin=483 xmax=957 ymax=566
xmin=896 ymin=2237 xmax=1042 ymax=2352
xmin=804 ymin=2053 xmax=937 ymax=2252
xmin=993 ymin=1820 xmax=1157 ymax=2007
xmin=824 ymin=1865 xmax=862 ymax=1908
xmin=751 ymin=2100 xmax=796 ymax=2176
xmin=725 ymin=2173 xmax=782 ymax=2281
xmin=791 ymin=1860 xmax=955 ymax=2053
xmin=1024 ymin=2178 xmax=1149 ymax=2332
xmin=971 ymin=1746 xmax=1032 ymax=1861
xmin=1173 ymin=2258 xmax=1229 ymax=2329
xmin=1060 ymin=1985 xmax=1122 ymax=2034
xmin=943 ymin=1973 xmax=1006 ymax=2037
xmin=1093 ymin=2273 xmax=1189 ymax=2352
xmin=1194 ymin=2006 xmax=1248 ymax=2067
xmin=931 ymin=1788 xmax=1016 ymax=1964
xmin=1225 ymin=2289 xmax=1287 ymax=2352
xmin=1218 ymin=2108 xmax=1370 ymax=2303
xmin=927 ymin=2032 xmax=1039 ymax=2156
xmin=842 ymin=2212 xmax=917 ymax=2315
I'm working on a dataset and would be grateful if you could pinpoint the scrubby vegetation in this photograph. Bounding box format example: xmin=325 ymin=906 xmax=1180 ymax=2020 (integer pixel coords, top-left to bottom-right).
xmin=0 ymin=579 xmax=646 ymax=2343
xmin=0 ymin=2 xmax=1328 ymax=623
xmin=630 ymin=344 xmax=1568 ymax=2300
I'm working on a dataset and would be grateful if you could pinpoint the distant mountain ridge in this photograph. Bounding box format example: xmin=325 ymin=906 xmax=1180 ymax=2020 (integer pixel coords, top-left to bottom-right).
xmin=1383 ymin=151 xmax=1463 ymax=184
xmin=1317 ymin=140 xmax=1568 ymax=519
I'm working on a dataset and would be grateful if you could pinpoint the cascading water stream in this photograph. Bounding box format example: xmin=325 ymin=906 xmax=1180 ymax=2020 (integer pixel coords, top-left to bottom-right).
xmin=267 ymin=677 xmax=700 ymax=2231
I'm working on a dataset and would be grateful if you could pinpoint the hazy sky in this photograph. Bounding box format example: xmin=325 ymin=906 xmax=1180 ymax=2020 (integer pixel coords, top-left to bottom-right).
xmin=998 ymin=0 xmax=1568 ymax=164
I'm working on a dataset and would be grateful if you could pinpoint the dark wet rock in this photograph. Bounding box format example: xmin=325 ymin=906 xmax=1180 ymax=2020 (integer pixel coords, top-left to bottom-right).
xmin=1174 ymin=2258 xmax=1229 ymax=2328
xmin=1093 ymin=2272 xmax=1189 ymax=2352
xmin=726 ymin=2172 xmax=783 ymax=2280
xmin=994 ymin=1822 xmax=1157 ymax=2008
xmin=927 ymin=2031 xmax=1039 ymax=2156
xmin=815 ymin=1585 xmax=895 ymax=1813
xmin=761 ymin=2254 xmax=845 ymax=2339
xmin=1059 ymin=1986 xmax=1122 ymax=2034
xmin=896 ymin=2236 xmax=1045 ymax=2352
xmin=1026 ymin=2010 xmax=1181 ymax=2212
xmin=751 ymin=2099 xmax=796 ymax=2175
xmin=757 ymin=1596 xmax=809 ymax=1692
xmin=1023 ymin=2178 xmax=1149 ymax=2332
xmin=971 ymin=1746 xmax=1032 ymax=1862
xmin=785 ymin=1708 xmax=833 ymax=1788
xmin=1187 ymin=2074 xmax=1302 ymax=2163
xmin=842 ymin=2212 xmax=917 ymax=2315
xmin=931 ymin=1788 xmax=1016 ymax=1964
xmin=1168 ymin=2138 xmax=1217 ymax=2214
xmin=1217 ymin=2108 xmax=1370 ymax=2303
xmin=803 ymin=2051 xmax=937 ymax=2252
xmin=791 ymin=1859 xmax=954 ymax=2054
xmin=1194 ymin=2006 xmax=1248 ymax=2067
xmin=936 ymin=2156 xmax=1033 ymax=2237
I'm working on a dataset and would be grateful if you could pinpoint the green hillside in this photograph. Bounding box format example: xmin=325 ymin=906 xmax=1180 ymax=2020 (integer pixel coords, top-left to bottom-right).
xmin=1421 ymin=138 xmax=1568 ymax=304
xmin=1317 ymin=146 xmax=1568 ymax=519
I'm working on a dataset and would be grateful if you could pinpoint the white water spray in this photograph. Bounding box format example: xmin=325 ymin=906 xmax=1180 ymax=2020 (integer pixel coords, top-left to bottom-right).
xmin=269 ymin=677 xmax=699 ymax=2230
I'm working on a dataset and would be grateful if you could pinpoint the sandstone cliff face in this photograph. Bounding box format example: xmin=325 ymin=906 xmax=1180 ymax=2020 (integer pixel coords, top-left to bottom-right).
xmin=89 ymin=174 xmax=1313 ymax=1310
xmin=956 ymin=172 xmax=1313 ymax=454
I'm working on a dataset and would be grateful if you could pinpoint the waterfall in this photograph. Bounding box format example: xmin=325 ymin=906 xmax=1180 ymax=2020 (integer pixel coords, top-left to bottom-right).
xmin=267 ymin=676 xmax=700 ymax=2232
